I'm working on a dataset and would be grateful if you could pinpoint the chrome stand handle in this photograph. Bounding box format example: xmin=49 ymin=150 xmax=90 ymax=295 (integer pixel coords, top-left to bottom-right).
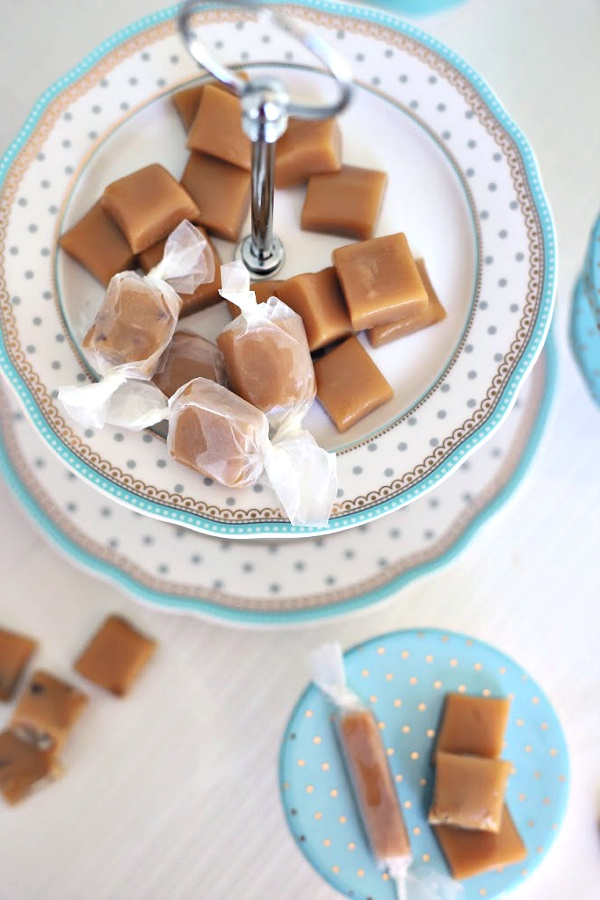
xmin=178 ymin=0 xmax=353 ymax=278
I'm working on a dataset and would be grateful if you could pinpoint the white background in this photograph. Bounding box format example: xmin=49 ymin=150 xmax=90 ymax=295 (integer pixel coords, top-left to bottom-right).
xmin=0 ymin=1 xmax=599 ymax=898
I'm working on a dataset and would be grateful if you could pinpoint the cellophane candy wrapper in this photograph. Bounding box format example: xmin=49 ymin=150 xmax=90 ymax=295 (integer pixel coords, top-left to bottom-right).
xmin=217 ymin=261 xmax=317 ymax=429
xmin=311 ymin=644 xmax=463 ymax=900
xmin=58 ymin=221 xmax=214 ymax=428
xmin=93 ymin=376 xmax=337 ymax=526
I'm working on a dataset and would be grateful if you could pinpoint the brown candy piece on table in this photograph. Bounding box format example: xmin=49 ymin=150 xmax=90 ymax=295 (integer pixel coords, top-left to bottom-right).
xmin=282 ymin=267 xmax=353 ymax=352
xmin=217 ymin=303 xmax=316 ymax=422
xmin=301 ymin=165 xmax=387 ymax=241
xmin=433 ymin=804 xmax=527 ymax=879
xmin=0 ymin=730 xmax=59 ymax=806
xmin=314 ymin=336 xmax=393 ymax=432
xmin=138 ymin=229 xmax=222 ymax=318
xmin=226 ymin=280 xmax=284 ymax=318
xmin=187 ymin=84 xmax=252 ymax=171
xmin=74 ymin=615 xmax=157 ymax=697
xmin=0 ymin=628 xmax=37 ymax=703
xmin=367 ymin=258 xmax=446 ymax=348
xmin=101 ymin=164 xmax=200 ymax=254
xmin=82 ymin=275 xmax=176 ymax=374
xmin=169 ymin=379 xmax=268 ymax=488
xmin=10 ymin=671 xmax=88 ymax=754
xmin=434 ymin=693 xmax=511 ymax=761
xmin=275 ymin=118 xmax=342 ymax=189
xmin=59 ymin=202 xmax=137 ymax=286
xmin=428 ymin=752 xmax=512 ymax=833
xmin=338 ymin=709 xmax=411 ymax=864
xmin=181 ymin=152 xmax=250 ymax=242
xmin=152 ymin=331 xmax=225 ymax=398
xmin=172 ymin=72 xmax=249 ymax=130
xmin=333 ymin=233 xmax=429 ymax=331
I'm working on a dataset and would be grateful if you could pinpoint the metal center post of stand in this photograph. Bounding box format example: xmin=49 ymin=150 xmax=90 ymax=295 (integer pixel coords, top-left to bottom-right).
xmin=178 ymin=0 xmax=353 ymax=279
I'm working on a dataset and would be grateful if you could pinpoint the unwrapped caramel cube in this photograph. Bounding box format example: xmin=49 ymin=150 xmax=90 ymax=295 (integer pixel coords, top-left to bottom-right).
xmin=367 ymin=258 xmax=446 ymax=347
xmin=434 ymin=805 xmax=527 ymax=879
xmin=11 ymin=671 xmax=88 ymax=754
xmin=226 ymin=280 xmax=284 ymax=318
xmin=333 ymin=233 xmax=428 ymax=330
xmin=435 ymin=693 xmax=511 ymax=760
xmin=314 ymin=336 xmax=393 ymax=432
xmin=301 ymin=165 xmax=387 ymax=240
xmin=172 ymin=73 xmax=249 ymax=130
xmin=0 ymin=730 xmax=59 ymax=805
xmin=187 ymin=84 xmax=251 ymax=170
xmin=428 ymin=752 xmax=511 ymax=833
xmin=275 ymin=118 xmax=341 ymax=189
xmin=282 ymin=267 xmax=353 ymax=352
xmin=0 ymin=627 xmax=37 ymax=702
xmin=138 ymin=229 xmax=222 ymax=317
xmin=101 ymin=164 xmax=200 ymax=253
xmin=74 ymin=615 xmax=157 ymax=697
xmin=153 ymin=331 xmax=225 ymax=398
xmin=59 ymin=202 xmax=136 ymax=286
xmin=181 ymin=152 xmax=250 ymax=242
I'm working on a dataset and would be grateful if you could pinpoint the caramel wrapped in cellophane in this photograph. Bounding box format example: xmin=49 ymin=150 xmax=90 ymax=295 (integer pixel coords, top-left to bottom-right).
xmin=217 ymin=262 xmax=316 ymax=431
xmin=311 ymin=644 xmax=463 ymax=900
xmin=58 ymin=221 xmax=214 ymax=428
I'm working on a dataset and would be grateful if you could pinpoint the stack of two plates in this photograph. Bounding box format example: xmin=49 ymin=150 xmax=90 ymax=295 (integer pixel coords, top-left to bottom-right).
xmin=0 ymin=1 xmax=556 ymax=626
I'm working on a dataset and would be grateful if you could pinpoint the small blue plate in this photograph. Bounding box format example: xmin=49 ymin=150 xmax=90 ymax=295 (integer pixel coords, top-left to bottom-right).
xmin=280 ymin=629 xmax=569 ymax=900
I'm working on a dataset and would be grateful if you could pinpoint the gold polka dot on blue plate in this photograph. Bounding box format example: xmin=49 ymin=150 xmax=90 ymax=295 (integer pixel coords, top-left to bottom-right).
xmin=279 ymin=629 xmax=569 ymax=900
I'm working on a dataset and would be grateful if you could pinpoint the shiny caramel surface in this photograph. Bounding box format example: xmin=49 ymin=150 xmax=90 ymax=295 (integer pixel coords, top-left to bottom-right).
xmin=275 ymin=117 xmax=341 ymax=189
xmin=301 ymin=165 xmax=387 ymax=241
xmin=153 ymin=331 xmax=225 ymax=398
xmin=74 ymin=615 xmax=157 ymax=697
xmin=428 ymin=752 xmax=511 ymax=833
xmin=314 ymin=336 xmax=393 ymax=432
xmin=282 ymin=267 xmax=352 ymax=352
xmin=367 ymin=258 xmax=446 ymax=347
xmin=333 ymin=233 xmax=428 ymax=331
xmin=187 ymin=85 xmax=251 ymax=171
xmin=181 ymin=152 xmax=250 ymax=242
xmin=434 ymin=805 xmax=527 ymax=880
xmin=59 ymin=201 xmax=136 ymax=286
xmin=435 ymin=693 xmax=511 ymax=760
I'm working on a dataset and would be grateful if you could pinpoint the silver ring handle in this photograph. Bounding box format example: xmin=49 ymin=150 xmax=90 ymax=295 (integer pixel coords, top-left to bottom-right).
xmin=177 ymin=0 xmax=353 ymax=120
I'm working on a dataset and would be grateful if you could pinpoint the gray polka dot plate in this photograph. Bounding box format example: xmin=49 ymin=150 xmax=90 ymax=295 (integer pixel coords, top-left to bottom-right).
xmin=0 ymin=1 xmax=556 ymax=537
xmin=280 ymin=629 xmax=569 ymax=899
xmin=0 ymin=341 xmax=554 ymax=625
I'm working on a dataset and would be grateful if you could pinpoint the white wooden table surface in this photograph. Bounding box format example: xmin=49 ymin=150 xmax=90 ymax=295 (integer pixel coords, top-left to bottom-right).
xmin=0 ymin=1 xmax=599 ymax=898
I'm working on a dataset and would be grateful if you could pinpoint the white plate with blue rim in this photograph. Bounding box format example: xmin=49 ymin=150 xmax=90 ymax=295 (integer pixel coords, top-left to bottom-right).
xmin=279 ymin=628 xmax=569 ymax=899
xmin=0 ymin=0 xmax=556 ymax=538
xmin=0 ymin=341 xmax=554 ymax=626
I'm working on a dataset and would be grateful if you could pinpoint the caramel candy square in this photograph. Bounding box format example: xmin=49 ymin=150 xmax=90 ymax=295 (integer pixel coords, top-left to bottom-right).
xmin=0 ymin=627 xmax=37 ymax=702
xmin=181 ymin=152 xmax=250 ymax=242
xmin=153 ymin=331 xmax=225 ymax=398
xmin=428 ymin=752 xmax=512 ymax=833
xmin=101 ymin=164 xmax=200 ymax=253
xmin=0 ymin=730 xmax=58 ymax=805
xmin=301 ymin=165 xmax=387 ymax=240
xmin=435 ymin=693 xmax=511 ymax=760
xmin=59 ymin=202 xmax=136 ymax=286
xmin=11 ymin=671 xmax=88 ymax=754
xmin=172 ymin=73 xmax=249 ymax=130
xmin=333 ymin=233 xmax=428 ymax=330
xmin=282 ymin=267 xmax=353 ymax=352
xmin=338 ymin=709 xmax=411 ymax=864
xmin=74 ymin=615 xmax=157 ymax=697
xmin=434 ymin=805 xmax=527 ymax=880
xmin=187 ymin=84 xmax=251 ymax=170
xmin=226 ymin=280 xmax=284 ymax=318
xmin=275 ymin=118 xmax=341 ymax=189
xmin=138 ymin=229 xmax=222 ymax=317
xmin=314 ymin=336 xmax=393 ymax=432
xmin=367 ymin=258 xmax=446 ymax=347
